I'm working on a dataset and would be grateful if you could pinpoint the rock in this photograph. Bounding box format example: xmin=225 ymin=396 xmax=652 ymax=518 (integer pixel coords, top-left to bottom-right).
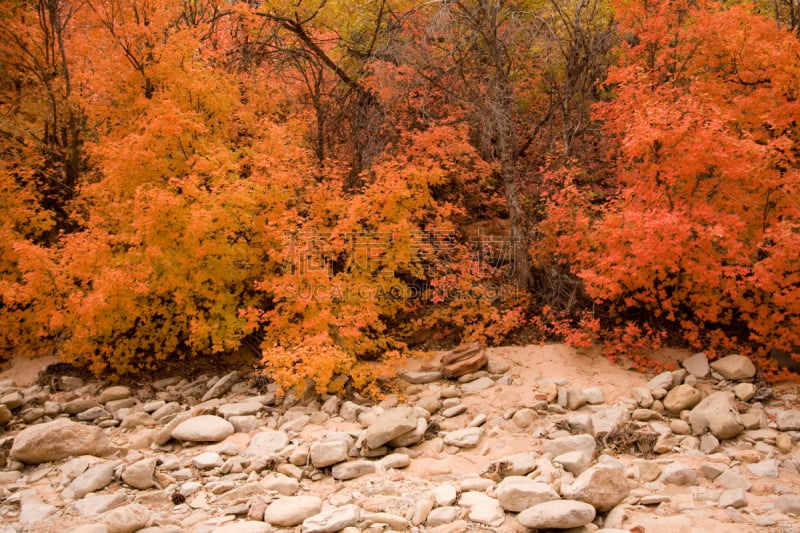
xmin=583 ymin=386 xmax=605 ymax=404
xmin=212 ymin=522 xmax=272 ymax=533
xmin=98 ymin=386 xmax=131 ymax=404
xmin=544 ymin=434 xmax=597 ymax=458
xmin=659 ymin=462 xmax=699 ymax=486
xmin=710 ymin=354 xmax=756 ymax=380
xmin=261 ymin=473 xmax=300 ymax=495
xmin=426 ymin=507 xmax=460 ymax=527
xmin=554 ymin=450 xmax=593 ymax=475
xmin=633 ymin=460 xmax=662 ymax=482
xmin=230 ymin=415 xmax=260 ymax=433
xmin=776 ymin=433 xmax=793 ymax=453
xmin=441 ymin=342 xmax=487 ymax=378
xmin=566 ymin=388 xmax=588 ymax=410
xmin=517 ymin=500 xmax=596 ymax=530
xmin=719 ymin=488 xmax=748 ymax=509
xmin=689 ymin=391 xmax=743 ymax=440
xmin=411 ymin=491 xmax=436 ymax=525
xmin=733 ymin=383 xmax=756 ymax=401
xmin=1 ymin=391 xmax=23 ymax=409
xmin=10 ymin=418 xmax=109 ymax=464
xmin=747 ymin=459 xmax=779 ymax=478
xmin=715 ymin=469 xmax=751 ymax=490
xmin=171 ymin=415 xmax=234 ymax=442
xmin=218 ymin=402 xmax=261 ymax=418
xmin=301 ymin=504 xmax=361 ymax=533
xmin=591 ymin=406 xmax=629 ymax=435
xmin=512 ymin=408 xmax=537 ymax=428
xmin=247 ymin=429 xmax=290 ymax=456
xmin=775 ymin=410 xmax=800 ymax=431
xmin=101 ymin=503 xmax=151 ymax=533
xmin=20 ymin=500 xmax=57 ymax=525
xmin=461 ymin=376 xmax=494 ymax=393
xmin=388 ymin=417 xmax=427 ymax=447
xmin=0 ymin=404 xmax=11 ymax=425
xmin=403 ymin=371 xmax=441 ymax=384
xmin=459 ymin=492 xmax=505 ymax=527
xmin=683 ymin=352 xmax=710 ymax=378
xmin=663 ymin=384 xmax=702 ymax=413
xmin=775 ymin=495 xmax=800 ymax=515
xmin=442 ymin=404 xmax=467 ymax=417
xmin=363 ymin=405 xmax=417 ymax=449
xmin=568 ymin=413 xmax=594 ymax=435
xmin=310 ymin=440 xmax=349 ymax=468
xmin=647 ymin=371 xmax=674 ymax=391
xmin=73 ymin=493 xmax=128 ymax=516
xmin=263 ymin=496 xmax=323 ymax=527
xmin=431 ymin=485 xmax=458 ymax=507
xmin=193 ymin=452 xmax=223 ymax=470
xmin=201 ymin=371 xmax=240 ymax=402
xmin=443 ymin=427 xmax=482 ymax=448
xmin=121 ymin=458 xmax=157 ymax=489
xmin=561 ymin=464 xmax=630 ymax=512
xmin=332 ymin=459 xmax=376 ymax=480
xmin=69 ymin=527 xmax=109 ymax=533
xmin=64 ymin=461 xmax=117 ymax=499
xmin=378 ymin=453 xmax=410 ymax=470
xmin=496 ymin=476 xmax=559 ymax=512
xmin=631 ymin=387 xmax=654 ymax=408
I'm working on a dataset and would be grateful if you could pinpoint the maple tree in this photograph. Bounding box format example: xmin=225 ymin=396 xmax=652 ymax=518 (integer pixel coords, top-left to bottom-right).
xmin=1 ymin=0 xmax=798 ymax=390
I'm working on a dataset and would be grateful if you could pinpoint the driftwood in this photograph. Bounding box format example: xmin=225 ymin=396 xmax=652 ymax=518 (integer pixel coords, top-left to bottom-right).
xmin=441 ymin=341 xmax=488 ymax=379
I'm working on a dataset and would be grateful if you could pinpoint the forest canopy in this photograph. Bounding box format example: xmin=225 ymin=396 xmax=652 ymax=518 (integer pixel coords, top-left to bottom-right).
xmin=1 ymin=0 xmax=799 ymax=395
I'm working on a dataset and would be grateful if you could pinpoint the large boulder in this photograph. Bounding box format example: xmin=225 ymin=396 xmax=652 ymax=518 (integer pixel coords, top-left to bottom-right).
xmin=10 ymin=418 xmax=109 ymax=464
xmin=689 ymin=391 xmax=743 ymax=440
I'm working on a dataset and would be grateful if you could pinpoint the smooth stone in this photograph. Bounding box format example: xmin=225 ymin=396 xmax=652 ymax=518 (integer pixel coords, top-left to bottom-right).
xmin=458 ymin=492 xmax=505 ymax=527
xmin=246 ymin=429 xmax=290 ymax=456
xmin=719 ymin=488 xmax=748 ymax=509
xmin=210 ymin=521 xmax=272 ymax=533
xmin=171 ymin=415 xmax=234 ymax=442
xmin=73 ymin=493 xmax=128 ymax=516
xmin=747 ymin=459 xmax=779 ymax=478
xmin=443 ymin=427 xmax=482 ymax=448
xmin=561 ymin=464 xmax=631 ymax=512
xmin=217 ymin=402 xmax=262 ymax=418
xmin=332 ymin=459 xmax=376 ymax=480
xmin=460 ymin=377 xmax=494 ymax=393
xmin=663 ymin=384 xmax=702 ymax=413
xmin=10 ymin=418 xmax=109 ymax=464
xmin=101 ymin=503 xmax=151 ymax=533
xmin=683 ymin=352 xmax=710 ymax=378
xmin=301 ymin=504 xmax=361 ymax=533
xmin=775 ymin=495 xmax=800 ymax=515
xmin=517 ymin=500 xmax=596 ymax=529
xmin=193 ymin=452 xmax=223 ymax=470
xmin=363 ymin=406 xmax=417 ymax=449
xmin=310 ymin=440 xmax=349 ymax=468
xmin=776 ymin=410 xmax=800 ymax=431
xmin=496 ymin=476 xmax=558 ymax=512
xmin=200 ymin=371 xmax=240 ymax=402
xmin=121 ymin=458 xmax=157 ymax=489
xmin=689 ymin=391 xmax=743 ymax=440
xmin=263 ymin=496 xmax=323 ymax=527
xmin=715 ymin=469 xmax=751 ymax=490
xmin=64 ymin=461 xmax=117 ymax=499
xmin=659 ymin=463 xmax=699 ymax=486
xmin=710 ymin=355 xmax=756 ymax=380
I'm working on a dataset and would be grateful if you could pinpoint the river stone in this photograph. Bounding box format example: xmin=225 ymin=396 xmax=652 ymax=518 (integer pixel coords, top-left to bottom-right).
xmin=332 ymin=459 xmax=376 ymax=480
xmin=63 ymin=462 xmax=117 ymax=500
xmin=443 ymin=427 xmax=482 ymax=448
xmin=683 ymin=352 xmax=710 ymax=378
xmin=73 ymin=493 xmax=129 ymax=517
xmin=201 ymin=371 xmax=240 ymax=401
xmin=710 ymin=354 xmax=756 ymax=380
xmin=544 ymin=434 xmax=597 ymax=458
xmin=659 ymin=462 xmax=699 ymax=486
xmin=101 ymin=503 xmax=151 ymax=533
xmin=689 ymin=391 xmax=743 ymax=439
xmin=311 ymin=440 xmax=349 ymax=468
xmin=517 ymin=500 xmax=596 ymax=529
xmin=496 ymin=476 xmax=558 ymax=512
xmin=301 ymin=504 xmax=361 ymax=533
xmin=171 ymin=415 xmax=234 ymax=442
xmin=212 ymin=522 xmax=272 ymax=533
xmin=775 ymin=410 xmax=800 ymax=431
xmin=459 ymin=492 xmax=505 ymax=527
xmin=247 ymin=429 xmax=290 ymax=456
xmin=217 ymin=402 xmax=261 ymax=418
xmin=98 ymin=386 xmax=131 ymax=404
xmin=663 ymin=384 xmax=702 ymax=413
xmin=561 ymin=464 xmax=631 ymax=512
xmin=121 ymin=457 xmax=157 ymax=489
xmin=363 ymin=405 xmax=417 ymax=449
xmin=10 ymin=418 xmax=109 ymax=464
xmin=263 ymin=496 xmax=323 ymax=527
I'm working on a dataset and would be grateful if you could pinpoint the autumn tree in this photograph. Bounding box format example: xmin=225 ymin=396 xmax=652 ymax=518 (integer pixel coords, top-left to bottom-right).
xmin=543 ymin=0 xmax=800 ymax=371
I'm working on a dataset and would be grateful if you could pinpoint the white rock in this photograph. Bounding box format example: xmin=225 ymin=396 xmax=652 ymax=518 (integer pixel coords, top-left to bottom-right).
xmin=301 ymin=504 xmax=361 ymax=533
xmin=719 ymin=488 xmax=748 ymax=509
xmin=659 ymin=462 xmax=699 ymax=486
xmin=425 ymin=506 xmax=460 ymax=527
xmin=332 ymin=460 xmax=375 ymax=480
xmin=73 ymin=493 xmax=128 ymax=517
xmin=747 ymin=459 xmax=779 ymax=478
xmin=64 ymin=461 xmax=117 ymax=500
xmin=363 ymin=406 xmax=417 ymax=449
xmin=683 ymin=352 xmax=710 ymax=378
xmin=193 ymin=452 xmax=223 ymax=470
xmin=263 ymin=496 xmax=323 ymax=527
xmin=431 ymin=485 xmax=458 ymax=507
xmin=544 ymin=434 xmax=596 ymax=458
xmin=517 ymin=500 xmax=596 ymax=529
xmin=458 ymin=492 xmax=505 ymax=527
xmin=310 ymin=440 xmax=349 ymax=468
xmin=443 ymin=427 xmax=482 ymax=448
xmin=211 ymin=521 xmax=272 ymax=533
xmin=496 ymin=476 xmax=558 ymax=512
xmin=247 ymin=429 xmax=290 ymax=456
xmin=715 ymin=469 xmax=752 ymax=490
xmin=20 ymin=501 xmax=57 ymax=525
xmin=217 ymin=402 xmax=262 ymax=418
xmin=583 ymin=386 xmax=605 ymax=404
xmin=171 ymin=415 xmax=234 ymax=442
xmin=689 ymin=391 xmax=743 ymax=440
xmin=121 ymin=457 xmax=157 ymax=489
xmin=101 ymin=503 xmax=151 ymax=533
xmin=561 ymin=464 xmax=631 ymax=512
